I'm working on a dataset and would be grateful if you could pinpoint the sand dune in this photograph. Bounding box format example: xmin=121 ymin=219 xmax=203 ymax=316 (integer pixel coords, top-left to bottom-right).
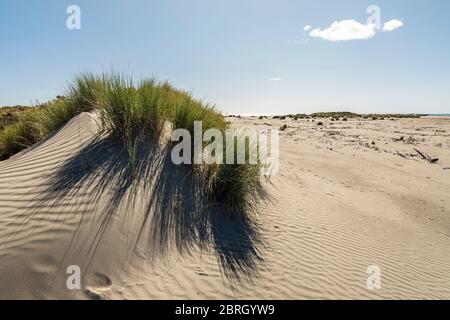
xmin=1 ymin=114 xmax=449 ymax=299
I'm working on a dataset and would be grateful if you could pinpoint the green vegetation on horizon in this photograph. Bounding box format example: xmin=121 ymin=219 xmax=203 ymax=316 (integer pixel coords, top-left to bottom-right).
xmin=0 ymin=97 xmax=87 ymax=160
xmin=265 ymin=112 xmax=424 ymax=119
xmin=0 ymin=106 xmax=31 ymax=131
xmin=310 ymin=112 xmax=361 ymax=118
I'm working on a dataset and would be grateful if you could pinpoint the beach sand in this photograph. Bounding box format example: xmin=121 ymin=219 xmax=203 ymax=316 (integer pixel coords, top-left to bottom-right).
xmin=0 ymin=113 xmax=449 ymax=299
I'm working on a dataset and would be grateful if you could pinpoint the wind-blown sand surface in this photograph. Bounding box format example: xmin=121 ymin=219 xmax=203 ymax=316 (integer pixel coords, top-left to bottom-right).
xmin=0 ymin=113 xmax=449 ymax=299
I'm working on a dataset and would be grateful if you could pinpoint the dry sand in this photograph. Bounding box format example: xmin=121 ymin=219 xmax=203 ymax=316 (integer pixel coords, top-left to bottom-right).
xmin=0 ymin=113 xmax=449 ymax=299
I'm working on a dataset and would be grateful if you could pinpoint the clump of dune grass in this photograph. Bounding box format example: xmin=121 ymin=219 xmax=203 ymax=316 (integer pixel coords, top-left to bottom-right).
xmin=84 ymin=73 xmax=227 ymax=178
xmin=0 ymin=72 xmax=268 ymax=219
xmin=211 ymin=162 xmax=266 ymax=218
xmin=80 ymin=73 xmax=266 ymax=218
xmin=67 ymin=73 xmax=108 ymax=111
xmin=31 ymin=97 xmax=87 ymax=137
xmin=92 ymin=74 xmax=168 ymax=175
xmin=207 ymin=134 xmax=267 ymax=218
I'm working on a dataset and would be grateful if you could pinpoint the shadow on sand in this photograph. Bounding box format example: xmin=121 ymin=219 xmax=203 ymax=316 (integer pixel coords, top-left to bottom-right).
xmin=32 ymin=134 xmax=267 ymax=285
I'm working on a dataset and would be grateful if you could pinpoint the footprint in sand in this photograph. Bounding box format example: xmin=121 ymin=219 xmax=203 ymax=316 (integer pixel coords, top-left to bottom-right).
xmin=83 ymin=288 xmax=103 ymax=300
xmin=31 ymin=254 xmax=58 ymax=275
xmin=83 ymin=272 xmax=112 ymax=300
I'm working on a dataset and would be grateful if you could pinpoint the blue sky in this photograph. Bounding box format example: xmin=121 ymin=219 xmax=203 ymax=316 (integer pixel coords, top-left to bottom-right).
xmin=0 ymin=0 xmax=449 ymax=114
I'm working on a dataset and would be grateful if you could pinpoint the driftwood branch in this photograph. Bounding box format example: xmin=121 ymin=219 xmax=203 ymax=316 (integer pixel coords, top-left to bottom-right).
xmin=414 ymin=148 xmax=439 ymax=163
xmin=395 ymin=151 xmax=407 ymax=158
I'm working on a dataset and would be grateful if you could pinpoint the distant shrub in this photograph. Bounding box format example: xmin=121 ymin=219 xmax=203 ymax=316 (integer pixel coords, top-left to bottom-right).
xmin=0 ymin=123 xmax=27 ymax=159
xmin=0 ymin=97 xmax=86 ymax=160
xmin=364 ymin=114 xmax=422 ymax=119
xmin=0 ymin=106 xmax=30 ymax=131
xmin=311 ymin=112 xmax=360 ymax=118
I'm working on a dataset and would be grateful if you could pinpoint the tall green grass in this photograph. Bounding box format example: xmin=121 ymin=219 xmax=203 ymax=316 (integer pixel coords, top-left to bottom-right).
xmin=211 ymin=161 xmax=265 ymax=218
xmin=0 ymin=72 xmax=267 ymax=218
xmin=0 ymin=95 xmax=91 ymax=160
xmin=93 ymin=73 xmax=228 ymax=177
xmin=0 ymin=106 xmax=30 ymax=131
xmin=0 ymin=123 xmax=28 ymax=159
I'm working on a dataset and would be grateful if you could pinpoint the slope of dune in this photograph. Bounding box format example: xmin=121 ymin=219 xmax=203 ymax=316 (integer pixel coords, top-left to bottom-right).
xmin=0 ymin=114 xmax=449 ymax=299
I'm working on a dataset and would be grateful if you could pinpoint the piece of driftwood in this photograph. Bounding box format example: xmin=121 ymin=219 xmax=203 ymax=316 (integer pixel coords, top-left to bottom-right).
xmin=414 ymin=148 xmax=439 ymax=163
xmin=395 ymin=151 xmax=407 ymax=158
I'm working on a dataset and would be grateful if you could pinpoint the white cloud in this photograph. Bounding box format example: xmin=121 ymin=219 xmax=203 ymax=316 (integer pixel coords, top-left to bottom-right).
xmin=306 ymin=17 xmax=404 ymax=42
xmin=269 ymin=78 xmax=282 ymax=82
xmin=382 ymin=19 xmax=404 ymax=32
xmin=309 ymin=20 xmax=376 ymax=42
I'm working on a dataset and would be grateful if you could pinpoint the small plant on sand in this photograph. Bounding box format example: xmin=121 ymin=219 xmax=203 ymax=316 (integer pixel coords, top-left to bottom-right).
xmin=209 ymin=137 xmax=267 ymax=217
xmin=212 ymin=161 xmax=265 ymax=217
